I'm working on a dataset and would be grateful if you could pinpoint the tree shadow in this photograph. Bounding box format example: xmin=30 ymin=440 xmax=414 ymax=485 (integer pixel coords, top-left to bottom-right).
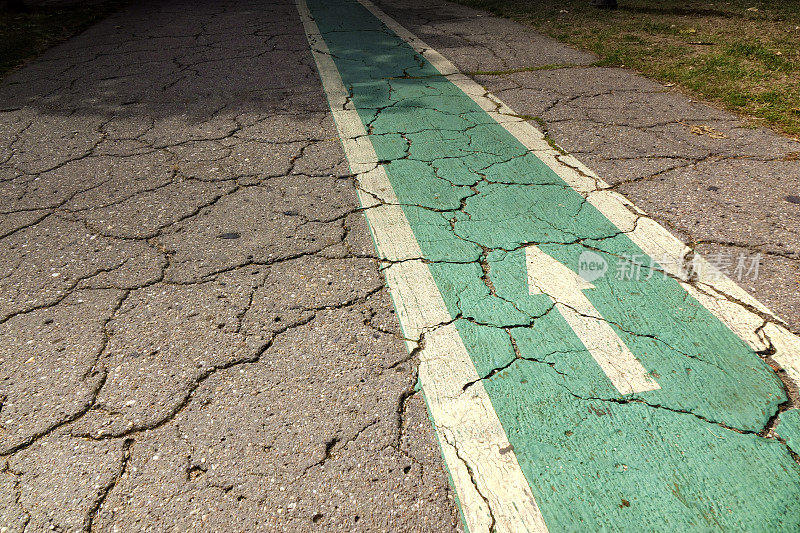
xmin=0 ymin=0 xmax=330 ymax=122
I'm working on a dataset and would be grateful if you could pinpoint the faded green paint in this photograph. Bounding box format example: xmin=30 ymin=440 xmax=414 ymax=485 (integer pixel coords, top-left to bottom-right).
xmin=777 ymin=409 xmax=800 ymax=456
xmin=305 ymin=0 xmax=800 ymax=529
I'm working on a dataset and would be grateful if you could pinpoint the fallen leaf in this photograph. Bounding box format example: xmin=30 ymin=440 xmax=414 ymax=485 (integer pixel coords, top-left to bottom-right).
xmin=689 ymin=124 xmax=727 ymax=139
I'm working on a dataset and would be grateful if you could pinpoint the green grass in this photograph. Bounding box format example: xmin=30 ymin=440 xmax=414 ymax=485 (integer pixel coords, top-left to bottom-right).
xmin=0 ymin=1 xmax=125 ymax=78
xmin=454 ymin=0 xmax=800 ymax=137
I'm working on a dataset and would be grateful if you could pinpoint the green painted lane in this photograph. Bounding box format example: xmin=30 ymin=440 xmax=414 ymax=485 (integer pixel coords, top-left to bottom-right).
xmin=777 ymin=409 xmax=800 ymax=458
xmin=304 ymin=0 xmax=800 ymax=529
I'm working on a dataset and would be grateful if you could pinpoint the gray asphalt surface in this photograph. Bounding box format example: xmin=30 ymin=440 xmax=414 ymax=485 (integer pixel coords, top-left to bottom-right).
xmin=0 ymin=1 xmax=461 ymax=530
xmin=0 ymin=0 xmax=798 ymax=530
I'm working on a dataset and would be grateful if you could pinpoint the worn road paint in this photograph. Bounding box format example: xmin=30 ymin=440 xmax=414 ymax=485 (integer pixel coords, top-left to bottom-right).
xmin=296 ymin=1 xmax=549 ymax=531
xmin=526 ymin=246 xmax=660 ymax=395
xmin=776 ymin=409 xmax=800 ymax=456
xmin=355 ymin=0 xmax=800 ymax=394
xmin=299 ymin=0 xmax=800 ymax=530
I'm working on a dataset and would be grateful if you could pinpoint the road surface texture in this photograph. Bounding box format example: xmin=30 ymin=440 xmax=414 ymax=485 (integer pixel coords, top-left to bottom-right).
xmin=370 ymin=0 xmax=800 ymax=334
xmin=0 ymin=0 xmax=461 ymax=530
xmin=0 ymin=0 xmax=798 ymax=531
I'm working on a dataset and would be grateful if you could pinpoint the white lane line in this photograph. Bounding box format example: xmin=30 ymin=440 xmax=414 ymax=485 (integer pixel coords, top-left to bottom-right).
xmin=295 ymin=1 xmax=550 ymax=531
xmin=356 ymin=0 xmax=800 ymax=389
xmin=527 ymin=246 xmax=661 ymax=395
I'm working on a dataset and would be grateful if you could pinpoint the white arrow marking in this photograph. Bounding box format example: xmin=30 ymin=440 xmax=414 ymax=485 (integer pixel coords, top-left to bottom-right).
xmin=526 ymin=246 xmax=661 ymax=395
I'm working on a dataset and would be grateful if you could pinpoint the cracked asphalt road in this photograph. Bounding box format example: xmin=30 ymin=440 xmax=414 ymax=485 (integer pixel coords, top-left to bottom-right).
xmin=1 ymin=0 xmax=799 ymax=530
xmin=369 ymin=0 xmax=800 ymax=333
xmin=0 ymin=0 xmax=462 ymax=530
xmin=303 ymin=0 xmax=800 ymax=528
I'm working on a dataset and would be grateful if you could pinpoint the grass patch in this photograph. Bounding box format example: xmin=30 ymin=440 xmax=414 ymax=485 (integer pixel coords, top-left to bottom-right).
xmin=506 ymin=113 xmax=549 ymax=131
xmin=454 ymin=0 xmax=800 ymax=136
xmin=545 ymin=135 xmax=567 ymax=155
xmin=0 ymin=1 xmax=125 ymax=79
xmin=531 ymin=116 xmax=548 ymax=130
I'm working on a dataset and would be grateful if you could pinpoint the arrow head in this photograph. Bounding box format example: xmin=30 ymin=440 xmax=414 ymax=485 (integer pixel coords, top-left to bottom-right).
xmin=526 ymin=246 xmax=595 ymax=297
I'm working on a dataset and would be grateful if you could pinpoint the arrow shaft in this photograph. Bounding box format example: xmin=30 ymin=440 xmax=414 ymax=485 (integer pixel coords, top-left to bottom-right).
xmin=527 ymin=246 xmax=659 ymax=395
xmin=552 ymin=298 xmax=661 ymax=395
